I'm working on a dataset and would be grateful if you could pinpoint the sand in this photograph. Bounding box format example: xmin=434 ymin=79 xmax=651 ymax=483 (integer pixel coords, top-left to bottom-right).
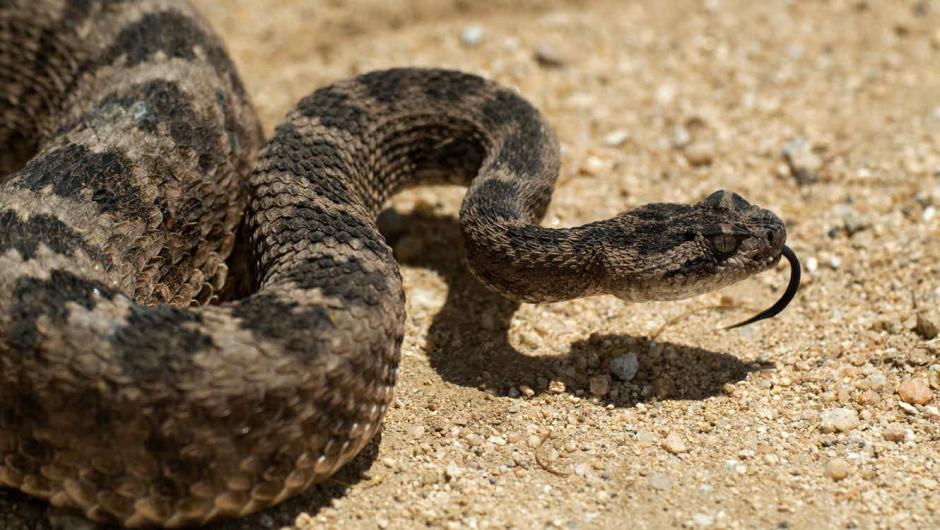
xmin=2 ymin=0 xmax=938 ymax=529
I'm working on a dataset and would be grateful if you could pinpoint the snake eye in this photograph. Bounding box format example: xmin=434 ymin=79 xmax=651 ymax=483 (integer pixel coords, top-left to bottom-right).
xmin=709 ymin=233 xmax=739 ymax=255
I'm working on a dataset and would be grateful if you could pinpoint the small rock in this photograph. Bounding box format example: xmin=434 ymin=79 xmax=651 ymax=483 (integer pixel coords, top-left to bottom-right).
xmin=603 ymin=129 xmax=630 ymax=147
xmin=579 ymin=155 xmax=609 ymax=176
xmin=915 ymin=307 xmax=940 ymax=339
xmin=819 ymin=407 xmax=859 ymax=433
xmin=662 ymin=432 xmax=688 ymax=454
xmin=825 ymin=457 xmax=851 ymax=481
xmin=806 ymin=256 xmax=818 ymax=273
xmin=928 ymin=365 xmax=940 ymax=390
xmin=857 ymin=389 xmax=880 ymax=405
xmin=519 ymin=384 xmax=536 ymax=398
xmin=781 ymin=137 xmax=821 ymax=185
xmin=883 ymin=423 xmax=907 ymax=442
xmin=534 ymin=42 xmax=567 ymax=68
xmin=589 ymin=374 xmax=611 ymax=396
xmin=691 ymin=513 xmax=713 ymax=527
xmin=897 ymin=378 xmax=933 ymax=404
xmin=549 ymin=380 xmax=566 ymax=394
xmin=672 ymin=125 xmax=691 ymax=148
xmin=609 ymin=352 xmax=639 ymax=381
xmin=725 ymin=459 xmax=747 ymax=474
xmin=683 ymin=142 xmax=714 ymax=166
xmin=635 ymin=429 xmax=658 ymax=445
xmin=445 ymin=462 xmax=464 ymax=480
xmin=461 ymin=24 xmax=484 ymax=46
xmin=831 ymin=204 xmax=870 ymax=236
xmin=648 ymin=473 xmax=672 ymax=490
xmin=866 ymin=372 xmax=887 ymax=390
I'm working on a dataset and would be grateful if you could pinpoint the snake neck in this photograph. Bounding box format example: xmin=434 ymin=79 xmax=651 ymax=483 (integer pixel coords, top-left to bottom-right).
xmin=459 ymin=216 xmax=609 ymax=303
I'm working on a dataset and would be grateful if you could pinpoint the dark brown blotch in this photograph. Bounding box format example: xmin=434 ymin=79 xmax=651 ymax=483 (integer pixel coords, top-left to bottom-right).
xmin=7 ymin=270 xmax=116 ymax=353
xmin=0 ymin=210 xmax=109 ymax=264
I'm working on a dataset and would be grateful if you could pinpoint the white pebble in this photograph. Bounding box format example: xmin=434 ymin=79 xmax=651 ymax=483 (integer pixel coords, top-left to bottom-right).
xmin=820 ymin=407 xmax=860 ymax=433
xmin=603 ymin=129 xmax=630 ymax=147
xmin=461 ymin=24 xmax=484 ymax=46
xmin=662 ymin=432 xmax=688 ymax=454
xmin=648 ymin=473 xmax=672 ymax=490
xmin=806 ymin=256 xmax=818 ymax=273
xmin=610 ymin=352 xmax=639 ymax=381
xmin=445 ymin=462 xmax=464 ymax=479
xmin=691 ymin=513 xmax=714 ymax=527
xmin=724 ymin=459 xmax=746 ymax=474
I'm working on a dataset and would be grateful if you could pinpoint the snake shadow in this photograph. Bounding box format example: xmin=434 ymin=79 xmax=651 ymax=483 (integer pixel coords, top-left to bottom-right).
xmin=380 ymin=207 xmax=772 ymax=406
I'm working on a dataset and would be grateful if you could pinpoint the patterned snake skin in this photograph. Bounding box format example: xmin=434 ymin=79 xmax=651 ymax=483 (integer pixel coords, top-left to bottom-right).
xmin=0 ymin=0 xmax=792 ymax=526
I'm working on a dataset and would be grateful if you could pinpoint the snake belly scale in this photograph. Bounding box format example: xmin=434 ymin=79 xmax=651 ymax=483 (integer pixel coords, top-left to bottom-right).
xmin=0 ymin=0 xmax=793 ymax=527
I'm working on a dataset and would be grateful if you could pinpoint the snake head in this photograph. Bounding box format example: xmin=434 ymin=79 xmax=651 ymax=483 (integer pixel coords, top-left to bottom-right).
xmin=601 ymin=190 xmax=787 ymax=302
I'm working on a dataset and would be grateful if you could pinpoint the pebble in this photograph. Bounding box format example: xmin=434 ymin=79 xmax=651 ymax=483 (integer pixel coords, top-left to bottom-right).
xmin=683 ymin=142 xmax=714 ymax=166
xmin=609 ymin=352 xmax=639 ymax=381
xmin=603 ymin=129 xmax=630 ymax=147
xmin=866 ymin=372 xmax=887 ymax=390
xmin=589 ymin=374 xmax=611 ymax=397
xmin=579 ymin=155 xmax=609 ymax=176
xmin=672 ymin=125 xmax=691 ymax=148
xmin=832 ymin=204 xmax=871 ymax=236
xmin=882 ymin=423 xmax=907 ymax=442
xmin=549 ymin=380 xmax=566 ymax=394
xmin=781 ymin=137 xmax=821 ymax=185
xmin=929 ymin=365 xmax=940 ymax=390
xmin=691 ymin=513 xmax=714 ymax=528
xmin=519 ymin=384 xmax=536 ymax=398
xmin=805 ymin=256 xmax=818 ymax=273
xmin=897 ymin=378 xmax=933 ymax=405
xmin=635 ymin=429 xmax=658 ymax=445
xmin=445 ymin=462 xmax=464 ymax=480
xmin=648 ymin=473 xmax=672 ymax=491
xmin=663 ymin=432 xmax=688 ymax=454
xmin=824 ymin=458 xmax=851 ymax=481
xmin=461 ymin=24 xmax=484 ymax=46
xmin=915 ymin=307 xmax=939 ymax=339
xmin=819 ymin=407 xmax=859 ymax=433
xmin=534 ymin=42 xmax=567 ymax=68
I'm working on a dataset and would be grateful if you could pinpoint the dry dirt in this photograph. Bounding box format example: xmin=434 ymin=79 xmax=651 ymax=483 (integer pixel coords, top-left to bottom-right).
xmin=3 ymin=0 xmax=940 ymax=529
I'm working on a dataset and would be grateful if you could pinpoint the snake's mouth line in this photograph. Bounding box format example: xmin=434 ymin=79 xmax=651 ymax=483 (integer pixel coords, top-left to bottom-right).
xmin=725 ymin=245 xmax=801 ymax=329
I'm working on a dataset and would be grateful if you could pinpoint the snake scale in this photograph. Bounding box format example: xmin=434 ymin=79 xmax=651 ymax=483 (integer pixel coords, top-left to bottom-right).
xmin=0 ymin=0 xmax=798 ymax=527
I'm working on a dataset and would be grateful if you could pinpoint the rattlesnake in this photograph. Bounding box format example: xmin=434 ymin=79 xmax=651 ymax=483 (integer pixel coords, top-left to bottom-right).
xmin=0 ymin=0 xmax=799 ymax=527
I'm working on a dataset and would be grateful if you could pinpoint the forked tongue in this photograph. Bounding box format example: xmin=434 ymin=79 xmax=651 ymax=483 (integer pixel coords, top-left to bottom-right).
xmin=724 ymin=245 xmax=801 ymax=329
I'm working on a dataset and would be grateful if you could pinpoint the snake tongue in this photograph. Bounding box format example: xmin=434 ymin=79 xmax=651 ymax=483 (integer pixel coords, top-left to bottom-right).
xmin=724 ymin=245 xmax=801 ymax=330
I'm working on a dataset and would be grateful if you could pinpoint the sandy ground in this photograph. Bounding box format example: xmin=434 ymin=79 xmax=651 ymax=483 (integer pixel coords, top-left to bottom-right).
xmin=2 ymin=0 xmax=939 ymax=529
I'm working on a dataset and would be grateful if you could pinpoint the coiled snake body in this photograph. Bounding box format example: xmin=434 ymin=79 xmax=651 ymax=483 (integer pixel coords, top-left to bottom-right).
xmin=0 ymin=0 xmax=794 ymax=526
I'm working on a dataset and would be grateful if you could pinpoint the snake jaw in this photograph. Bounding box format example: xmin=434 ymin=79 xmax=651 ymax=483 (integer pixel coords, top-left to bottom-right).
xmin=724 ymin=245 xmax=801 ymax=329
